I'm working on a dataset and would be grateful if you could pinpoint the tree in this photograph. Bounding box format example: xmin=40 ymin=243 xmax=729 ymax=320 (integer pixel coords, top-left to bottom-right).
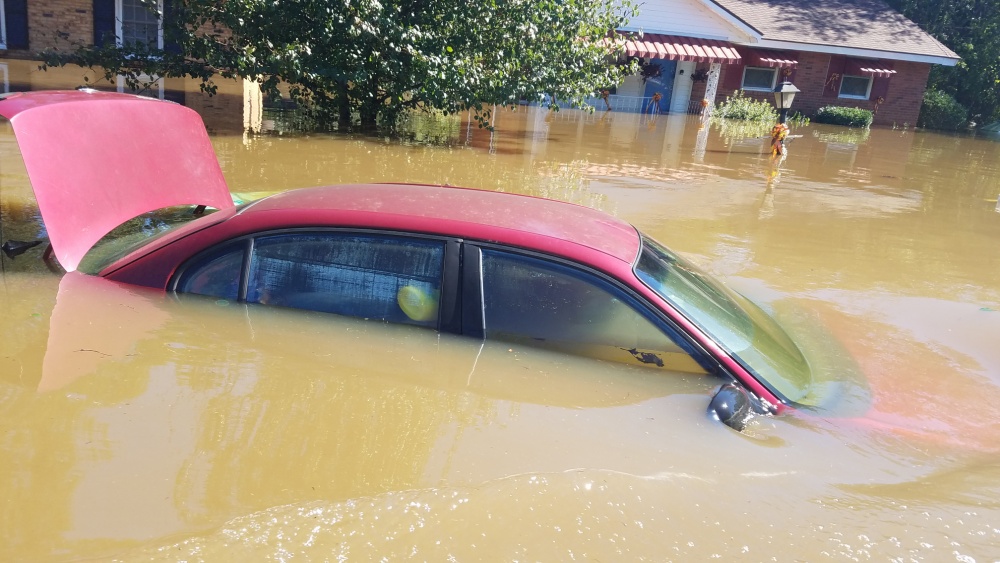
xmin=42 ymin=0 xmax=638 ymax=130
xmin=884 ymin=0 xmax=1000 ymax=123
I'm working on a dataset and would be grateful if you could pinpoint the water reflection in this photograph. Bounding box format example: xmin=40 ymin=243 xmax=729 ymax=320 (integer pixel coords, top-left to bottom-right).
xmin=2 ymin=58 xmax=1000 ymax=560
xmin=1 ymin=272 xmax=718 ymax=559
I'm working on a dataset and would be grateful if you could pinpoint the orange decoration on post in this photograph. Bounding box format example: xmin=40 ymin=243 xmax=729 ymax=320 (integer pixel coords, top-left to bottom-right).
xmin=646 ymin=92 xmax=663 ymax=115
xmin=770 ymin=123 xmax=789 ymax=157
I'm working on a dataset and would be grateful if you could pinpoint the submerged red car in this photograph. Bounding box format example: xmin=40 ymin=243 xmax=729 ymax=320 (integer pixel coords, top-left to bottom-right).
xmin=0 ymin=90 xmax=820 ymax=429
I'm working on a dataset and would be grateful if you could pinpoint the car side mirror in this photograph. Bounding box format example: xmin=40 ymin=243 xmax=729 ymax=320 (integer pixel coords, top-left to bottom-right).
xmin=709 ymin=383 xmax=753 ymax=431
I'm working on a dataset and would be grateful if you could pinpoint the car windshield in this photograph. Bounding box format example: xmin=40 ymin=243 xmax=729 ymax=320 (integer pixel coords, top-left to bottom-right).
xmin=77 ymin=206 xmax=220 ymax=275
xmin=634 ymin=234 xmax=812 ymax=403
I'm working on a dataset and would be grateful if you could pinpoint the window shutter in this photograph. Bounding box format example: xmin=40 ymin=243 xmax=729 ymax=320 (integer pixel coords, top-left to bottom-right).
xmin=93 ymin=0 xmax=117 ymax=46
xmin=4 ymin=0 xmax=29 ymax=49
xmin=723 ymin=63 xmax=745 ymax=90
xmin=163 ymin=0 xmax=182 ymax=54
xmin=824 ymin=55 xmax=847 ymax=99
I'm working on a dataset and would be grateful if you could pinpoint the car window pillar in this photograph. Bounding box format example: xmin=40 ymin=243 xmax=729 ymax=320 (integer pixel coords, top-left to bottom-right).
xmin=237 ymin=237 xmax=254 ymax=302
xmin=461 ymin=244 xmax=484 ymax=339
xmin=437 ymin=240 xmax=463 ymax=334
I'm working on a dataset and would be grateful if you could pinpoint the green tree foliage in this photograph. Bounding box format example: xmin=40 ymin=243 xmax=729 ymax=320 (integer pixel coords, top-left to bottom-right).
xmin=884 ymin=0 xmax=1000 ymax=123
xmin=918 ymin=88 xmax=968 ymax=130
xmin=42 ymin=0 xmax=637 ymax=129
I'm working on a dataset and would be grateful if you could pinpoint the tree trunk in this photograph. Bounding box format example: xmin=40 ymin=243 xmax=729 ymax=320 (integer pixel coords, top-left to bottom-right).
xmin=360 ymin=104 xmax=379 ymax=129
xmin=337 ymin=81 xmax=351 ymax=127
xmin=358 ymin=77 xmax=380 ymax=130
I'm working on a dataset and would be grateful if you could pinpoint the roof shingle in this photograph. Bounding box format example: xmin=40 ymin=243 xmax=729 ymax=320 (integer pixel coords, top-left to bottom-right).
xmin=712 ymin=0 xmax=959 ymax=61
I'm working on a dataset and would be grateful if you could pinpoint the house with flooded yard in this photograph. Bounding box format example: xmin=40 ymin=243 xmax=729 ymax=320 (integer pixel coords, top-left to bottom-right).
xmin=613 ymin=0 xmax=959 ymax=126
xmin=0 ymin=0 xmax=959 ymax=126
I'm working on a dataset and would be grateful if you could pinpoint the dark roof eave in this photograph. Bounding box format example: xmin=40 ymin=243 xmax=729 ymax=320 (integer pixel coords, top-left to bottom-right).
xmin=749 ymin=38 xmax=960 ymax=66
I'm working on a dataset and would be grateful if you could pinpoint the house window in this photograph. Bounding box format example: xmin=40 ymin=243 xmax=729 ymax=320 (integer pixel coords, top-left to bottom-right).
xmin=0 ymin=0 xmax=6 ymax=50
xmin=741 ymin=67 xmax=777 ymax=91
xmin=839 ymin=75 xmax=872 ymax=99
xmin=118 ymin=0 xmax=162 ymax=49
xmin=1 ymin=0 xmax=28 ymax=50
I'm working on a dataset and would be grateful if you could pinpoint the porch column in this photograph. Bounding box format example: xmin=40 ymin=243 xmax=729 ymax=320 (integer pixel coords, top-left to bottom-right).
xmin=702 ymin=62 xmax=722 ymax=116
xmin=243 ymin=78 xmax=263 ymax=134
xmin=693 ymin=63 xmax=721 ymax=162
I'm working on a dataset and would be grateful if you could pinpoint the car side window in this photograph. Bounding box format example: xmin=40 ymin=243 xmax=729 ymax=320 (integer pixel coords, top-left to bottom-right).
xmin=247 ymin=233 xmax=445 ymax=328
xmin=174 ymin=242 xmax=245 ymax=300
xmin=480 ymin=250 xmax=707 ymax=373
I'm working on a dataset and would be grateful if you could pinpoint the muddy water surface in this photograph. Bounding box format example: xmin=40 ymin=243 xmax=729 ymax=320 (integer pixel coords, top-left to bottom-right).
xmin=2 ymin=69 xmax=1000 ymax=561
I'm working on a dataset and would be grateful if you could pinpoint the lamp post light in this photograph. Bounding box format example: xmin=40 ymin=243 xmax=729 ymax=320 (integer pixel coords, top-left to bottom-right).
xmin=773 ymin=80 xmax=800 ymax=124
xmin=770 ymin=80 xmax=799 ymax=157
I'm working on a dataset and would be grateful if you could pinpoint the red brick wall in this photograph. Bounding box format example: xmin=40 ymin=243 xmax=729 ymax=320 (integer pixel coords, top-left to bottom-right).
xmin=1 ymin=0 xmax=230 ymax=58
xmin=873 ymin=61 xmax=930 ymax=127
xmin=701 ymin=52 xmax=931 ymax=127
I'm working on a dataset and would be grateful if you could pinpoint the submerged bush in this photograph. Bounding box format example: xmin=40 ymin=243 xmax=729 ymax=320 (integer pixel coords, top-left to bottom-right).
xmin=815 ymin=128 xmax=871 ymax=145
xmin=812 ymin=106 xmax=873 ymax=128
xmin=713 ymin=91 xmax=778 ymax=122
xmin=713 ymin=118 xmax=774 ymax=142
xmin=918 ymin=89 xmax=968 ymax=131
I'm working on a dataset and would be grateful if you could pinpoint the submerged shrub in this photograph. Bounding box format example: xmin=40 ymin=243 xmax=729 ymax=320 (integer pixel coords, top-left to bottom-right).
xmin=812 ymin=106 xmax=873 ymax=128
xmin=918 ymin=89 xmax=968 ymax=131
xmin=714 ymin=118 xmax=773 ymax=142
xmin=713 ymin=91 xmax=778 ymax=122
xmin=787 ymin=111 xmax=810 ymax=126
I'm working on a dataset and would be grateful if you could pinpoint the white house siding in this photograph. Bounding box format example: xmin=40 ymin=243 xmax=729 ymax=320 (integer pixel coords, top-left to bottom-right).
xmin=617 ymin=75 xmax=645 ymax=97
xmin=624 ymin=0 xmax=755 ymax=42
xmin=670 ymin=60 xmax=697 ymax=113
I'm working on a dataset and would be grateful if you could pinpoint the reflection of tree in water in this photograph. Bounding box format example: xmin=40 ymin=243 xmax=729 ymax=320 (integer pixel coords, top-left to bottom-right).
xmin=711 ymin=118 xmax=773 ymax=149
xmin=0 ymin=200 xmax=53 ymax=275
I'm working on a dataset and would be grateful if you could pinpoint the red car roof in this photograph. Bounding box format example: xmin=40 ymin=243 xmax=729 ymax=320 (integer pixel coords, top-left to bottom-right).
xmin=227 ymin=183 xmax=643 ymax=265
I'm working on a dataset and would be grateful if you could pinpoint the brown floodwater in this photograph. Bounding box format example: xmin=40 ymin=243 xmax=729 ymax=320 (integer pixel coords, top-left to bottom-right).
xmin=2 ymin=65 xmax=1000 ymax=561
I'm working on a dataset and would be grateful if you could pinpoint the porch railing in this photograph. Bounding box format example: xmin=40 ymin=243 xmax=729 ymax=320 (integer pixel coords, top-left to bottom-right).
xmin=530 ymin=94 xmax=706 ymax=115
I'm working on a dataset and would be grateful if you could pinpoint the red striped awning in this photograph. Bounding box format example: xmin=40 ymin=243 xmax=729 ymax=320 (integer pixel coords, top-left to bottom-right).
xmin=622 ymin=34 xmax=741 ymax=64
xmin=758 ymin=55 xmax=798 ymax=68
xmin=859 ymin=66 xmax=897 ymax=78
xmin=735 ymin=47 xmax=798 ymax=68
xmin=846 ymin=59 xmax=895 ymax=78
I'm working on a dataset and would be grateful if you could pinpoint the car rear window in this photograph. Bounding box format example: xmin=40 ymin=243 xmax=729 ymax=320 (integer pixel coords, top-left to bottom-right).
xmin=77 ymin=206 xmax=221 ymax=275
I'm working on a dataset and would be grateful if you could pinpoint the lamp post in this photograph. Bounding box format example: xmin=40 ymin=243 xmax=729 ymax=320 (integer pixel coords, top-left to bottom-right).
xmin=773 ymin=80 xmax=800 ymax=124
xmin=770 ymin=80 xmax=799 ymax=157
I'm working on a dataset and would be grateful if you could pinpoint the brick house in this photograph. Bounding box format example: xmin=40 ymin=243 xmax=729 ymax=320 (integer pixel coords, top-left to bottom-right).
xmin=0 ymin=1 xmax=253 ymax=131
xmin=611 ymin=0 xmax=958 ymax=125
xmin=1 ymin=0 xmax=959 ymax=126
xmin=0 ymin=0 xmax=185 ymax=54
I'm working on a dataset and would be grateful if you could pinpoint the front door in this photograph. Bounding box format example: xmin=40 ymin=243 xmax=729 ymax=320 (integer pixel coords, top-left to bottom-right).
xmin=642 ymin=59 xmax=677 ymax=114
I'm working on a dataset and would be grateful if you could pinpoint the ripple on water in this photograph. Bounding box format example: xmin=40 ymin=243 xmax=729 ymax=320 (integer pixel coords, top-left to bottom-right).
xmin=115 ymin=465 xmax=1000 ymax=562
